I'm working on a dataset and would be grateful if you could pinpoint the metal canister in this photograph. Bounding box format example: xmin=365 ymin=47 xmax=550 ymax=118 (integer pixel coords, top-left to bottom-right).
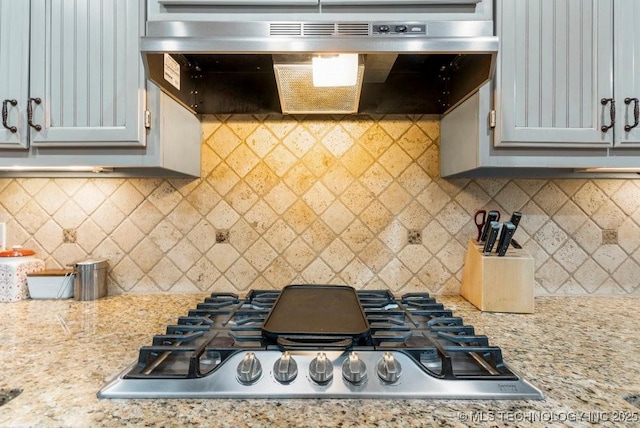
xmin=73 ymin=259 xmax=108 ymax=301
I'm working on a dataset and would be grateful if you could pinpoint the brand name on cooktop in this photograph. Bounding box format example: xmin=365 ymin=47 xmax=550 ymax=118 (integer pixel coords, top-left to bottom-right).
xmin=498 ymin=384 xmax=519 ymax=392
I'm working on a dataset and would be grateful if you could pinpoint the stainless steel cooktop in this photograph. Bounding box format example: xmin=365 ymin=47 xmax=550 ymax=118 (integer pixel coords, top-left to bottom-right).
xmin=98 ymin=286 xmax=544 ymax=399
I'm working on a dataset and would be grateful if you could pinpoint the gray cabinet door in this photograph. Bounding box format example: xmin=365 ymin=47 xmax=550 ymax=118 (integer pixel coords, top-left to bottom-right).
xmin=496 ymin=0 xmax=613 ymax=148
xmin=29 ymin=0 xmax=145 ymax=147
xmin=614 ymin=0 xmax=640 ymax=147
xmin=0 ymin=0 xmax=30 ymax=148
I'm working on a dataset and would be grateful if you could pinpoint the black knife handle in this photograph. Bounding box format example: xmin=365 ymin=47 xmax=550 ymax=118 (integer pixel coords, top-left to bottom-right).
xmin=479 ymin=211 xmax=500 ymax=242
xmin=509 ymin=212 xmax=522 ymax=229
xmin=496 ymin=222 xmax=516 ymax=256
xmin=482 ymin=221 xmax=501 ymax=254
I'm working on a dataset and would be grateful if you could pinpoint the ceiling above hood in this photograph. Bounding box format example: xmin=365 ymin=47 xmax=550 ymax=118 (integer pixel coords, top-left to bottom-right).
xmin=142 ymin=0 xmax=498 ymax=116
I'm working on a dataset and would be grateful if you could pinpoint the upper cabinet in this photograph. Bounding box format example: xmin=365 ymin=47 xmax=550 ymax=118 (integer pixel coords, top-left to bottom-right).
xmin=614 ymin=0 xmax=640 ymax=146
xmin=496 ymin=0 xmax=640 ymax=149
xmin=1 ymin=0 xmax=145 ymax=149
xmin=497 ymin=0 xmax=614 ymax=148
xmin=147 ymin=0 xmax=493 ymax=21
xmin=0 ymin=1 xmax=30 ymax=149
xmin=0 ymin=0 xmax=201 ymax=177
xmin=441 ymin=0 xmax=640 ymax=176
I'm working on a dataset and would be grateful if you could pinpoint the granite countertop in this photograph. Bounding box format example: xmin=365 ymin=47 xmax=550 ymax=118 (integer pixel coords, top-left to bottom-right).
xmin=1 ymin=294 xmax=639 ymax=427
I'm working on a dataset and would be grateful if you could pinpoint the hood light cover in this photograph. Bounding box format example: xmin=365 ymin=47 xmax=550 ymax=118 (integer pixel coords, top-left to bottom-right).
xmin=312 ymin=54 xmax=359 ymax=87
xmin=273 ymin=54 xmax=365 ymax=114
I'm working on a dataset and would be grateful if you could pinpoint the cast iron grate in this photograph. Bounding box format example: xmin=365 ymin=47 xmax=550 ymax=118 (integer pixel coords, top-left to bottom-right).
xmin=0 ymin=388 xmax=22 ymax=407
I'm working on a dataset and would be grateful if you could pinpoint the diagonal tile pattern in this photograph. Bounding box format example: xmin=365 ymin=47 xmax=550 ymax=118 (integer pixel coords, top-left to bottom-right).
xmin=1 ymin=114 xmax=640 ymax=296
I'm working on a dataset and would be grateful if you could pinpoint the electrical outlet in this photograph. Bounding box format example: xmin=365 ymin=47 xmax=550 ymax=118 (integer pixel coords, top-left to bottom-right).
xmin=216 ymin=229 xmax=230 ymax=244
xmin=408 ymin=229 xmax=422 ymax=245
xmin=602 ymin=229 xmax=618 ymax=245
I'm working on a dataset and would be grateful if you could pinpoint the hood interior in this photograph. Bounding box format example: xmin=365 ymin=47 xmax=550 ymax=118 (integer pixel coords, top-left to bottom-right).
xmin=145 ymin=52 xmax=493 ymax=115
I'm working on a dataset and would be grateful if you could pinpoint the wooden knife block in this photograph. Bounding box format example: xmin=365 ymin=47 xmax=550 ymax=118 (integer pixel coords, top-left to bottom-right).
xmin=460 ymin=240 xmax=534 ymax=313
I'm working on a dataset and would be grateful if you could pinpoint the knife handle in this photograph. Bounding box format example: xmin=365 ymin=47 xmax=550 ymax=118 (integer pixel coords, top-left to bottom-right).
xmin=496 ymin=222 xmax=516 ymax=256
xmin=509 ymin=211 xmax=522 ymax=229
xmin=482 ymin=221 xmax=501 ymax=254
xmin=479 ymin=211 xmax=500 ymax=242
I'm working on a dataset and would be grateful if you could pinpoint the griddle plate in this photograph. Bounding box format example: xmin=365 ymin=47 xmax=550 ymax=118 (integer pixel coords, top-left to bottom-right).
xmin=262 ymin=285 xmax=370 ymax=339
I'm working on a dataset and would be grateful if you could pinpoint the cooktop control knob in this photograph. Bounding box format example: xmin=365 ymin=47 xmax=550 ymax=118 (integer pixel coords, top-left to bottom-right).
xmin=342 ymin=352 xmax=367 ymax=385
xmin=236 ymin=352 xmax=262 ymax=384
xmin=376 ymin=352 xmax=402 ymax=383
xmin=309 ymin=352 xmax=333 ymax=384
xmin=273 ymin=351 xmax=298 ymax=384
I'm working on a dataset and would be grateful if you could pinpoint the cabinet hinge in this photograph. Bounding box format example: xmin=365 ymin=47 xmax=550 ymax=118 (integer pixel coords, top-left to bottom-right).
xmin=489 ymin=109 xmax=497 ymax=129
xmin=144 ymin=110 xmax=151 ymax=129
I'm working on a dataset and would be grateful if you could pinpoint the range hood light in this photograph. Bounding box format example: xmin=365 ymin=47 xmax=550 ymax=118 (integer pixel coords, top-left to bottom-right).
xmin=273 ymin=54 xmax=365 ymax=114
xmin=312 ymin=54 xmax=359 ymax=87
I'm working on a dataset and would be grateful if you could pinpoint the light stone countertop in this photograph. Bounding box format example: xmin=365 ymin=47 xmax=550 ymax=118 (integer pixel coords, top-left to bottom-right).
xmin=1 ymin=294 xmax=639 ymax=428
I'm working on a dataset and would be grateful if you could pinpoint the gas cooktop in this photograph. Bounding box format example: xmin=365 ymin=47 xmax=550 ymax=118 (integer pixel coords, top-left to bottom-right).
xmin=98 ymin=285 xmax=544 ymax=399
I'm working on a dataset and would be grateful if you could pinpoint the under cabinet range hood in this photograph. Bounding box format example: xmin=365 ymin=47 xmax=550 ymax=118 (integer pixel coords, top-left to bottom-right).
xmin=142 ymin=0 xmax=498 ymax=115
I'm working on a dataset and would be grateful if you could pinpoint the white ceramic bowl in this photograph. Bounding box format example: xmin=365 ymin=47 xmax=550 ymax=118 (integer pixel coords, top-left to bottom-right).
xmin=27 ymin=270 xmax=75 ymax=299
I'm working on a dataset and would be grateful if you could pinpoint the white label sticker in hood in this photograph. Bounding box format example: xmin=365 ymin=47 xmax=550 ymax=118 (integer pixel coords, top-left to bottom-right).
xmin=163 ymin=54 xmax=180 ymax=91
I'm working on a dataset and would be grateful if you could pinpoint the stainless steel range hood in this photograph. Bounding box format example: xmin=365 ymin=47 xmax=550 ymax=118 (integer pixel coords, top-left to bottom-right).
xmin=142 ymin=0 xmax=498 ymax=115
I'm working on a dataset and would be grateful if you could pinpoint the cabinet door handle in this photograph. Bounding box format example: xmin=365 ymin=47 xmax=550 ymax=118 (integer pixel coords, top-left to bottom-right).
xmin=2 ymin=99 xmax=18 ymax=133
xmin=27 ymin=97 xmax=42 ymax=131
xmin=624 ymin=97 xmax=639 ymax=132
xmin=601 ymin=98 xmax=615 ymax=132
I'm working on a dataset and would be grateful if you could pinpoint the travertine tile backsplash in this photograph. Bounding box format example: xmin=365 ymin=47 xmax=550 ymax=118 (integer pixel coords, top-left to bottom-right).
xmin=1 ymin=114 xmax=639 ymax=296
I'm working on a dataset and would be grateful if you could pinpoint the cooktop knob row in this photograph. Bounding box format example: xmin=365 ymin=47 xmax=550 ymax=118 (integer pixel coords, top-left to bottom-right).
xmin=236 ymin=352 xmax=262 ymax=384
xmin=342 ymin=352 xmax=367 ymax=385
xmin=308 ymin=352 xmax=333 ymax=384
xmin=273 ymin=351 xmax=298 ymax=384
xmin=376 ymin=352 xmax=402 ymax=383
xmin=237 ymin=351 xmax=403 ymax=386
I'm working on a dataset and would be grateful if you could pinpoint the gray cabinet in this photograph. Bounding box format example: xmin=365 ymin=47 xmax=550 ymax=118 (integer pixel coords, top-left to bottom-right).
xmin=0 ymin=1 xmax=30 ymax=148
xmin=441 ymin=0 xmax=640 ymax=176
xmin=496 ymin=0 xmax=640 ymax=149
xmin=1 ymin=0 xmax=145 ymax=148
xmin=441 ymin=82 xmax=640 ymax=177
xmin=0 ymin=0 xmax=202 ymax=177
xmin=614 ymin=0 xmax=640 ymax=147
xmin=496 ymin=0 xmax=614 ymax=148
xmin=147 ymin=0 xmax=494 ymax=21
xmin=0 ymin=82 xmax=202 ymax=177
